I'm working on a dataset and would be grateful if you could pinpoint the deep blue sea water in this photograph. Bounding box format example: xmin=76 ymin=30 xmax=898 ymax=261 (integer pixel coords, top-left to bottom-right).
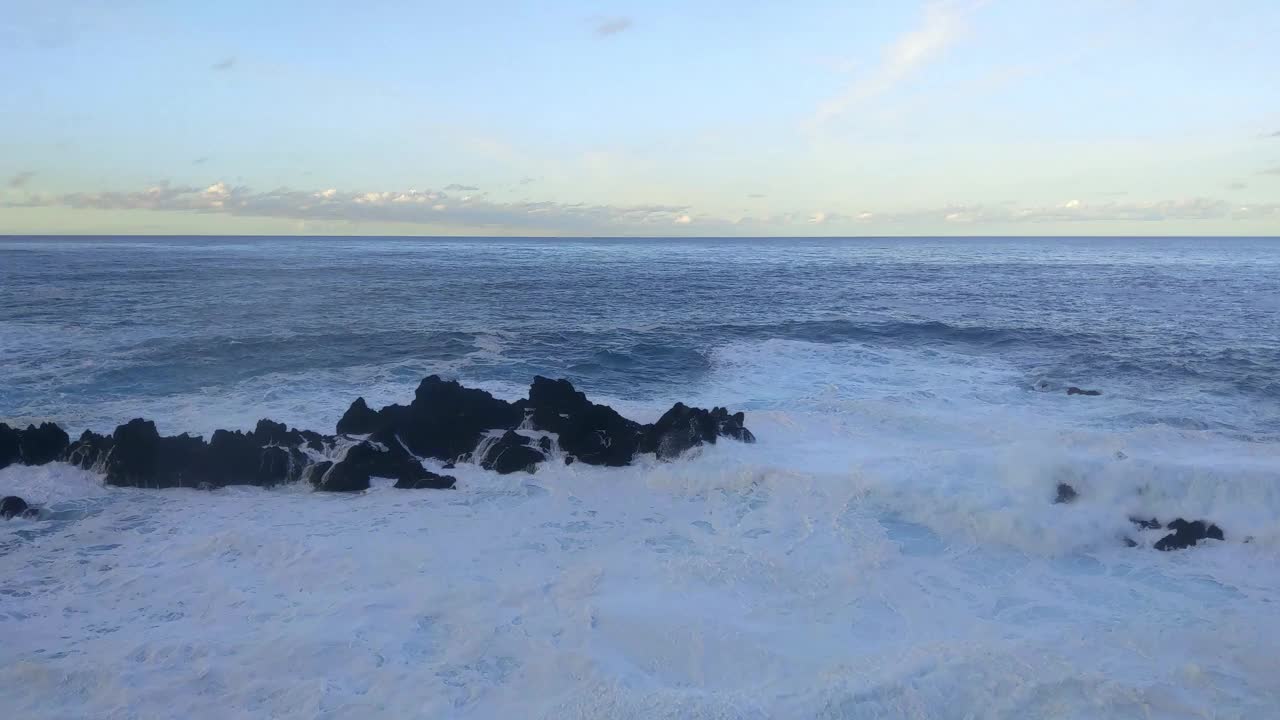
xmin=2 ymin=236 xmax=1279 ymax=719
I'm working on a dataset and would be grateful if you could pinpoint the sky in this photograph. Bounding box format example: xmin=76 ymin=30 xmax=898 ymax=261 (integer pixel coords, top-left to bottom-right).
xmin=1 ymin=0 xmax=1278 ymax=236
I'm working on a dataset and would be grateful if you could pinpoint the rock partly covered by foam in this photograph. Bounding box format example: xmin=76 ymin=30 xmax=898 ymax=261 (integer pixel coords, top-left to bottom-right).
xmin=1 ymin=495 xmax=39 ymax=520
xmin=640 ymin=402 xmax=755 ymax=460
xmin=477 ymin=430 xmax=545 ymax=474
xmin=2 ymin=374 xmax=752 ymax=494
xmin=1153 ymin=518 xmax=1224 ymax=551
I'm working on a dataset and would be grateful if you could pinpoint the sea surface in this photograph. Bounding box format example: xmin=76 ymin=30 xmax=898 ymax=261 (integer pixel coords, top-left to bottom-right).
xmin=2 ymin=236 xmax=1278 ymax=718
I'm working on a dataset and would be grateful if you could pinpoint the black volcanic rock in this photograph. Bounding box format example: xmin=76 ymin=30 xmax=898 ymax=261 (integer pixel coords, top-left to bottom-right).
xmin=640 ymin=403 xmax=756 ymax=460
xmin=0 ymin=423 xmax=20 ymax=469
xmin=313 ymin=439 xmax=456 ymax=492
xmin=527 ymin=376 xmax=640 ymax=466
xmin=304 ymin=461 xmax=334 ymax=487
xmin=478 ymin=431 xmax=544 ymax=474
xmin=399 ymin=376 xmax=525 ymax=461
xmin=65 ymin=430 xmax=113 ymax=470
xmin=1066 ymin=387 xmax=1102 ymax=396
xmin=1154 ymin=519 xmax=1224 ymax=551
xmin=0 ymin=374 xmax=752 ymax=492
xmin=394 ymin=470 xmax=456 ymax=490
xmin=2 ymin=495 xmax=37 ymax=520
xmin=1053 ymin=483 xmax=1078 ymax=504
xmin=18 ymin=422 xmax=69 ymax=465
xmin=336 ymin=397 xmax=382 ymax=436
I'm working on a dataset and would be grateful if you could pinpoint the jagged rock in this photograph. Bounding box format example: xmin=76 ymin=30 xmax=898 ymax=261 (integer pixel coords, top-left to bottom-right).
xmin=18 ymin=422 xmax=69 ymax=465
xmin=0 ymin=423 xmax=22 ymax=469
xmin=2 ymin=374 xmax=753 ymax=489
xmin=1054 ymin=483 xmax=1078 ymax=504
xmin=65 ymin=430 xmax=112 ymax=470
xmin=1 ymin=495 xmax=38 ymax=520
xmin=478 ymin=431 xmax=544 ymax=474
xmin=355 ymin=376 xmax=525 ymax=462
xmin=1066 ymin=387 xmax=1102 ymax=396
xmin=526 ymin=376 xmax=640 ymax=466
xmin=1154 ymin=519 xmax=1224 ymax=551
xmin=640 ymin=403 xmax=755 ymax=460
xmin=336 ymin=397 xmax=381 ymax=436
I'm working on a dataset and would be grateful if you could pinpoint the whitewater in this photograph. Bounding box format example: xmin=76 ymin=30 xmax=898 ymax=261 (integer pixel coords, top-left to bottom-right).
xmin=2 ymin=237 xmax=1279 ymax=718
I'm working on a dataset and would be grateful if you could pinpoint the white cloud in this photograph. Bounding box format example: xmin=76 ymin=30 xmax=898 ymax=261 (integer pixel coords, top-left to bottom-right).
xmin=816 ymin=0 xmax=982 ymax=124
xmin=11 ymin=182 xmax=695 ymax=234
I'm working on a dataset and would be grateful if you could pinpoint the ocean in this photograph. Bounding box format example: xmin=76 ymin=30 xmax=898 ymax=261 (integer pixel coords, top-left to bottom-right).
xmin=2 ymin=236 xmax=1278 ymax=718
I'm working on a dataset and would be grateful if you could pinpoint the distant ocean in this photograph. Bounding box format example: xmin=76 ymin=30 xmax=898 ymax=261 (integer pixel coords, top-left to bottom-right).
xmin=3 ymin=236 xmax=1279 ymax=718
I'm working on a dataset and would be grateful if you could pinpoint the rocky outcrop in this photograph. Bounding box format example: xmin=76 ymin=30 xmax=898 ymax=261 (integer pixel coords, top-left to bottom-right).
xmin=640 ymin=403 xmax=755 ymax=460
xmin=1154 ymin=519 xmax=1224 ymax=551
xmin=0 ymin=422 xmax=70 ymax=469
xmin=0 ymin=374 xmax=752 ymax=497
xmin=1066 ymin=387 xmax=1102 ymax=396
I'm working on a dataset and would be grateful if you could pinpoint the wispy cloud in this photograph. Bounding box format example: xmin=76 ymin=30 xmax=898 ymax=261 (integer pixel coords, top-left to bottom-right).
xmin=7 ymin=171 xmax=36 ymax=189
xmin=8 ymin=182 xmax=694 ymax=234
xmin=815 ymin=0 xmax=983 ymax=124
xmin=850 ymin=198 xmax=1279 ymax=225
xmin=1262 ymin=167 xmax=1280 ymax=176
xmin=1227 ymin=181 xmax=1248 ymax=190
xmin=192 ymin=157 xmax=209 ymax=165
xmin=211 ymin=57 xmax=236 ymax=71
xmin=443 ymin=183 xmax=480 ymax=192
xmin=593 ymin=17 xmax=633 ymax=37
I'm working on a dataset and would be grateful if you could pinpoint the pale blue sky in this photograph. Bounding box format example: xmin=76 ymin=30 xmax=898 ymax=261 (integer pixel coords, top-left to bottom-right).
xmin=2 ymin=0 xmax=1278 ymax=235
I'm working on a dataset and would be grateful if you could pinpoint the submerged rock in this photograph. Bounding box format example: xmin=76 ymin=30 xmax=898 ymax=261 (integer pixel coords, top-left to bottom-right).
xmin=1 ymin=495 xmax=38 ymax=520
xmin=1053 ymin=483 xmax=1078 ymax=504
xmin=1128 ymin=516 xmax=1162 ymax=530
xmin=1154 ymin=519 xmax=1224 ymax=551
xmin=1066 ymin=387 xmax=1102 ymax=396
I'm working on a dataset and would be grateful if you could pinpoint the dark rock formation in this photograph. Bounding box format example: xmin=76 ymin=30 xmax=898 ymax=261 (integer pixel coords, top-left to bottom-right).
xmin=1154 ymin=519 xmax=1224 ymax=551
xmin=2 ymin=374 xmax=751 ymax=493
xmin=19 ymin=422 xmax=69 ymax=465
xmin=1066 ymin=387 xmax=1102 ymax=396
xmin=1129 ymin=516 xmax=1162 ymax=530
xmin=1053 ymin=483 xmax=1078 ymax=504
xmin=65 ymin=430 xmax=112 ymax=470
xmin=526 ymin=376 xmax=641 ymax=466
xmin=311 ymin=440 xmax=457 ymax=492
xmin=1 ymin=495 xmax=38 ymax=520
xmin=478 ymin=431 xmax=544 ymax=474
xmin=1 ymin=422 xmax=71 ymax=469
xmin=640 ymin=403 xmax=755 ymax=460
xmin=0 ymin=423 xmax=20 ymax=469
xmin=336 ymin=397 xmax=381 ymax=436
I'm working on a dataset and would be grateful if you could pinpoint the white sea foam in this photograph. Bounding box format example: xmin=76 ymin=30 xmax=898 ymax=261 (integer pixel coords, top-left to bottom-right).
xmin=2 ymin=339 xmax=1278 ymax=718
